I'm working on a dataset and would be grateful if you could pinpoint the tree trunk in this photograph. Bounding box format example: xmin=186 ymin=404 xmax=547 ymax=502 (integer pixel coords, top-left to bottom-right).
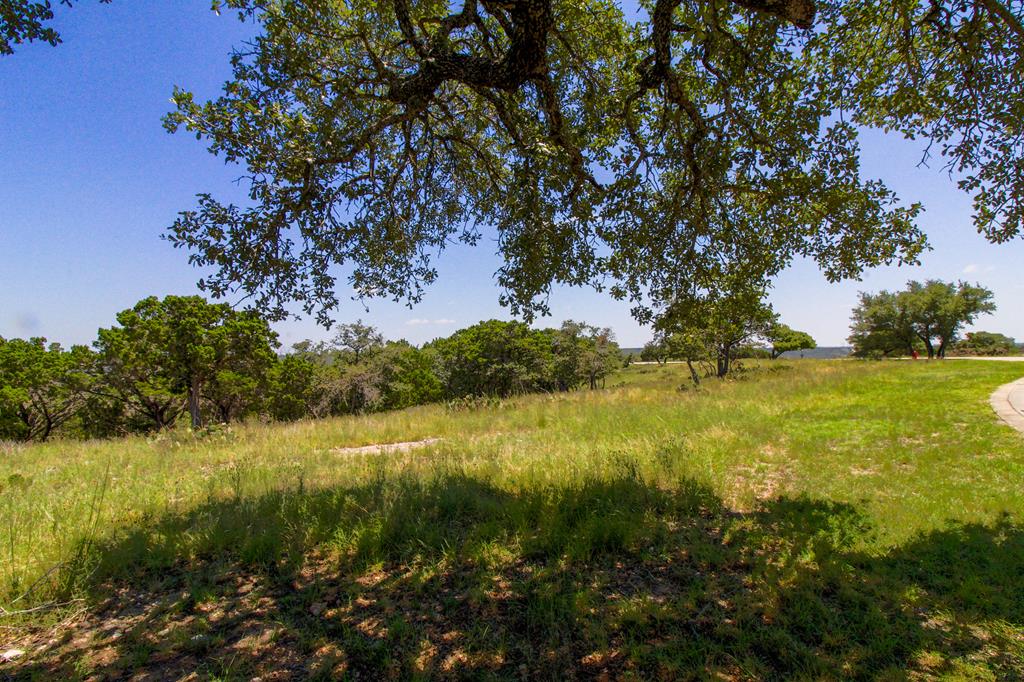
xmin=39 ymin=413 xmax=53 ymax=442
xmin=188 ymin=380 xmax=204 ymax=430
xmin=717 ymin=346 xmax=730 ymax=378
xmin=686 ymin=359 xmax=701 ymax=386
xmin=920 ymin=326 xmax=935 ymax=359
xmin=17 ymin=404 xmax=34 ymax=441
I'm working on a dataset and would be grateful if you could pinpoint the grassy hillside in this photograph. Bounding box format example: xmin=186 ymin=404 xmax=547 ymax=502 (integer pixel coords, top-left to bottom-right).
xmin=2 ymin=360 xmax=1024 ymax=679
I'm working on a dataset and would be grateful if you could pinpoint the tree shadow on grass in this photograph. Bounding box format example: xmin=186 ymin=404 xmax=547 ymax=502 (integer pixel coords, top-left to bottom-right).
xmin=5 ymin=471 xmax=1024 ymax=680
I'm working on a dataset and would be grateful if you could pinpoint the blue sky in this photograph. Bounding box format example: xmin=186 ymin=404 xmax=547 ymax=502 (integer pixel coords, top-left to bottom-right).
xmin=1 ymin=1 xmax=1020 ymax=349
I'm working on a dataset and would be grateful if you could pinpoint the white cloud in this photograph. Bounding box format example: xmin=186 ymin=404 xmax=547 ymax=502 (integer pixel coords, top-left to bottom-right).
xmin=405 ymin=318 xmax=456 ymax=326
xmin=962 ymin=264 xmax=996 ymax=275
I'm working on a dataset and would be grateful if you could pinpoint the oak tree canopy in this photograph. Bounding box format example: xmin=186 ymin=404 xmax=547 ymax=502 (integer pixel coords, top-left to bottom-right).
xmin=5 ymin=0 xmax=1022 ymax=322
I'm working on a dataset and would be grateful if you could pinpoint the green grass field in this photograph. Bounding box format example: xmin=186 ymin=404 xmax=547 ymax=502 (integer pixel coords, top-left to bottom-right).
xmin=2 ymin=360 xmax=1024 ymax=680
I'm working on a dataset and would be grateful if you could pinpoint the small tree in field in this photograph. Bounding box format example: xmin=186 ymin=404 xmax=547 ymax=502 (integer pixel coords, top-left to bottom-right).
xmin=664 ymin=331 xmax=714 ymax=385
xmin=640 ymin=339 xmax=669 ymax=365
xmin=656 ymin=285 xmax=777 ymax=378
xmin=581 ymin=327 xmax=622 ymax=389
xmin=767 ymin=324 xmax=816 ymax=359
xmin=553 ymin=321 xmax=622 ymax=390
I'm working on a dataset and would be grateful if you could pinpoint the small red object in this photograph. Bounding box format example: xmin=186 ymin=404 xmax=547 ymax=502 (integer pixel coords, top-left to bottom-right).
xmin=911 ymin=350 xmax=919 ymax=360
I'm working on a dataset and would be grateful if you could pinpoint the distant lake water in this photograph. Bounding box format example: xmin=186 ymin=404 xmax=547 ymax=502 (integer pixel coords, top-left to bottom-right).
xmin=779 ymin=347 xmax=852 ymax=359
xmin=622 ymin=347 xmax=853 ymax=360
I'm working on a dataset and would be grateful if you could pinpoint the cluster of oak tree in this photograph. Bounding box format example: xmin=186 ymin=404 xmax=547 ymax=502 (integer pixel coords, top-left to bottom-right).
xmin=639 ymin=287 xmax=816 ymax=384
xmin=848 ymin=280 xmax=1003 ymax=358
xmin=0 ymin=296 xmax=622 ymax=442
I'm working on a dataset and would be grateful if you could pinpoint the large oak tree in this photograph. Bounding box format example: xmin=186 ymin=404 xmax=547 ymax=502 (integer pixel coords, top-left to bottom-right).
xmin=654 ymin=280 xmax=778 ymax=377
xmin=5 ymin=0 xmax=1022 ymax=321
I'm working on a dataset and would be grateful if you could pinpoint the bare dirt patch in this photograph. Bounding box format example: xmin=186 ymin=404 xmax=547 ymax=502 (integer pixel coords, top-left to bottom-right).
xmin=332 ymin=437 xmax=443 ymax=456
xmin=727 ymin=443 xmax=793 ymax=510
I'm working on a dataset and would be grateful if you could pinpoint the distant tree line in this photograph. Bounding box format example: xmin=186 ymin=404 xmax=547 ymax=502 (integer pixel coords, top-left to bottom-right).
xmin=848 ymin=280 xmax=998 ymax=359
xmin=0 ymin=296 xmax=622 ymax=442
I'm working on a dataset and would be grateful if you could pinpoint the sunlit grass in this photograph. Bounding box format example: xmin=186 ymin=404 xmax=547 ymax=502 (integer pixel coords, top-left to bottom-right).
xmin=2 ymin=359 xmax=1024 ymax=678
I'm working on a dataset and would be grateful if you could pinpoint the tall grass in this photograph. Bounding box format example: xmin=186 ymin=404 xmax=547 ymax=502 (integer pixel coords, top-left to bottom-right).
xmin=2 ymin=360 xmax=1024 ymax=678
